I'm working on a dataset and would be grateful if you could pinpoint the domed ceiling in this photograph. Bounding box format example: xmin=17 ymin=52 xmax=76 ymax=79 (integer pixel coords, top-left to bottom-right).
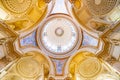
xmin=0 ymin=0 xmax=119 ymax=80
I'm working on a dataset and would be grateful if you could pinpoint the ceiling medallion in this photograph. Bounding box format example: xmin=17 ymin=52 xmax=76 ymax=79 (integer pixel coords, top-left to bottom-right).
xmin=37 ymin=14 xmax=82 ymax=57
xmin=78 ymin=57 xmax=102 ymax=78
xmin=84 ymin=0 xmax=118 ymax=16
xmin=16 ymin=57 xmax=41 ymax=78
xmin=1 ymin=0 xmax=32 ymax=14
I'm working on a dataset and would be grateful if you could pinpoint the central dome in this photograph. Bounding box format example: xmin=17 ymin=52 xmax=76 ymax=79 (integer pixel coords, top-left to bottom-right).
xmin=37 ymin=14 xmax=82 ymax=56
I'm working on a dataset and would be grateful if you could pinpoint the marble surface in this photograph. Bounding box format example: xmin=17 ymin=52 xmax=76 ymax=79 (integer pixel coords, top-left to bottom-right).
xmin=82 ymin=31 xmax=98 ymax=47
xmin=20 ymin=31 xmax=37 ymax=47
xmin=51 ymin=58 xmax=67 ymax=75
